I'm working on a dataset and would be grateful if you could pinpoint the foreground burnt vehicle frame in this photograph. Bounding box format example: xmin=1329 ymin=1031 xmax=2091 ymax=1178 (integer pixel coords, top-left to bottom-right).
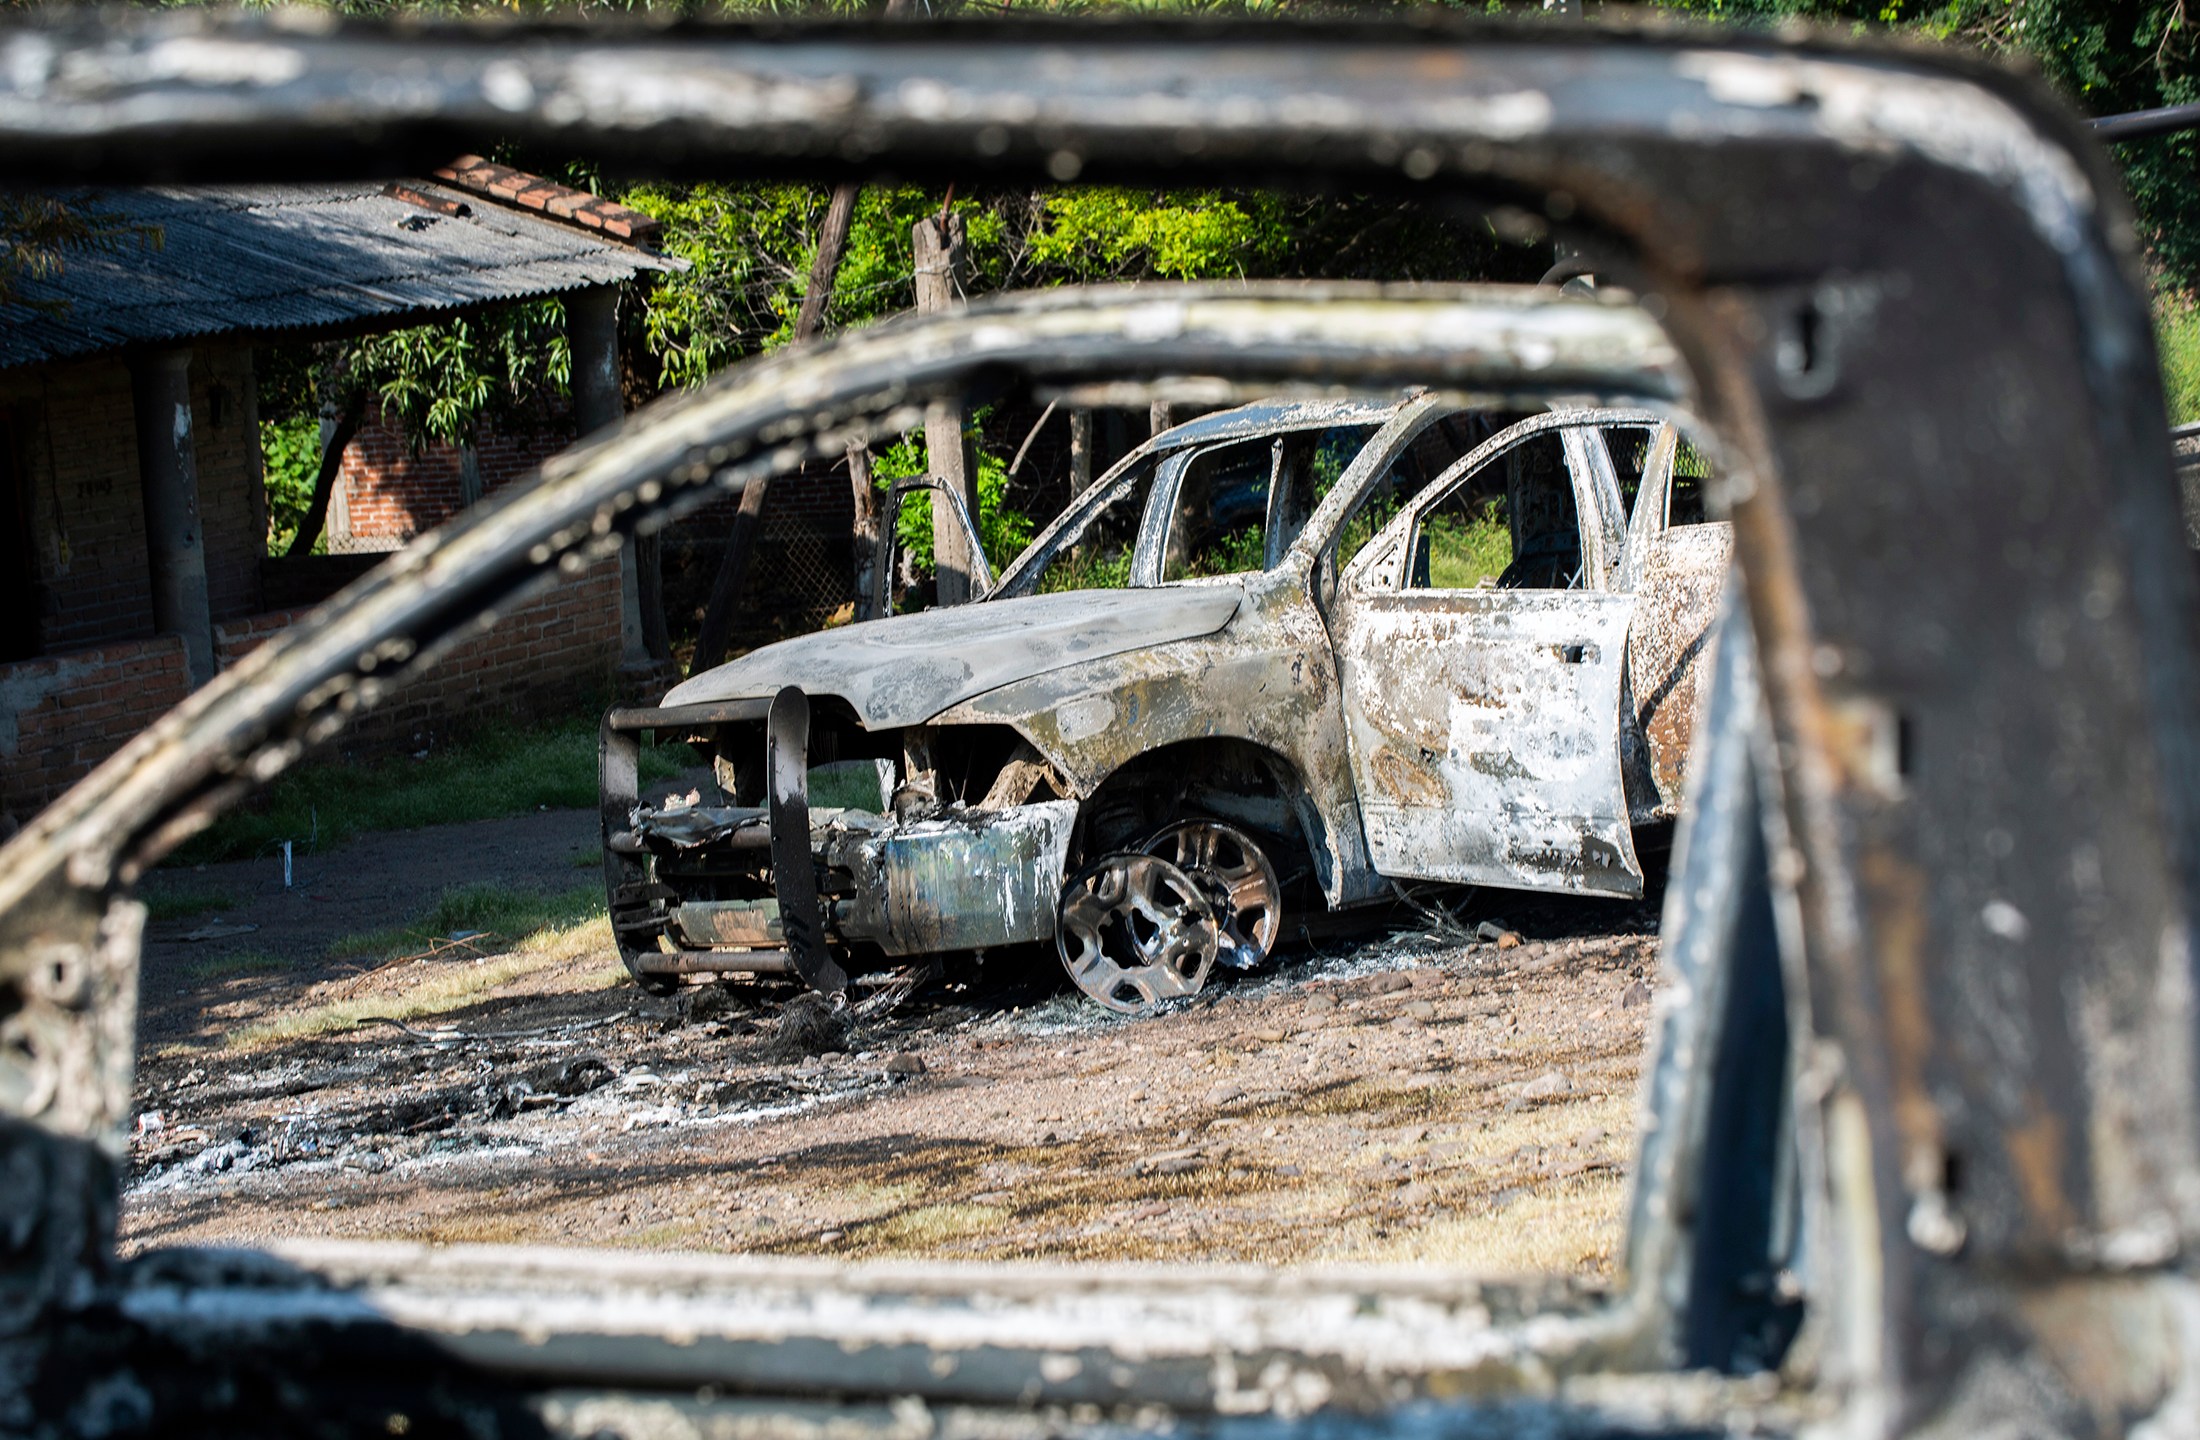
xmin=0 ymin=11 xmax=2196 ymax=1438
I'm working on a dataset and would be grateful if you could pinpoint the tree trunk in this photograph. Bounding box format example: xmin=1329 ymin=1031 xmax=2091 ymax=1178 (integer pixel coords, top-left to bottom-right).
xmin=285 ymin=390 xmax=364 ymax=560
xmin=914 ymin=211 xmax=977 ymax=605
xmin=1069 ymin=408 xmax=1093 ymax=495
xmin=689 ymin=472 xmax=770 ymax=678
xmin=796 ymin=186 xmax=859 ymax=344
xmin=848 ymin=440 xmax=882 ymax=622
xmin=691 ymin=186 xmax=866 ymax=674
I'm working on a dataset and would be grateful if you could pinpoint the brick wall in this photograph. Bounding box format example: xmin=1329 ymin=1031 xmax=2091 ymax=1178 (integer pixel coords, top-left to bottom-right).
xmin=216 ymin=557 xmax=622 ymax=756
xmin=3 ymin=347 xmax=266 ymax=654
xmin=212 ymin=608 xmax=311 ymax=667
xmin=0 ymin=635 xmax=191 ymax=819
xmin=0 ymin=556 xmax=623 ymax=825
xmin=332 ymin=405 xmax=573 ymax=551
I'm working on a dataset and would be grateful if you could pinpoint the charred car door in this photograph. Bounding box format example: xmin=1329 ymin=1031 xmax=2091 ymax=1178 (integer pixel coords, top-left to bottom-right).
xmin=1616 ymin=424 xmax=1735 ymax=822
xmin=1331 ymin=413 xmax=1642 ymax=896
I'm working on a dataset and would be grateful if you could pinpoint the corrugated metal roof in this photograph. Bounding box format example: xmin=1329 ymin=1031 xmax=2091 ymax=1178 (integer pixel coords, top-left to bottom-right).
xmin=0 ymin=181 xmax=679 ymax=371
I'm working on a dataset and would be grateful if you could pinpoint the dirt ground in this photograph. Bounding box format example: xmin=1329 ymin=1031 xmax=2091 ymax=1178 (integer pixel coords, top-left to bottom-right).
xmin=125 ymin=809 xmax=1666 ymax=1279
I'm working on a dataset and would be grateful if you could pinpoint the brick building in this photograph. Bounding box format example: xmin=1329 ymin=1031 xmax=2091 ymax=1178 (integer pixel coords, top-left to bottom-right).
xmin=0 ymin=172 xmax=675 ymax=824
xmin=327 ymin=406 xmax=577 ymax=552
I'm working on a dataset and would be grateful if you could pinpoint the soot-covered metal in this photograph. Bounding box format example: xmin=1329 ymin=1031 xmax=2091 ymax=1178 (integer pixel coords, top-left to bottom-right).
xmin=0 ymin=12 xmax=2195 ymax=1439
xmin=603 ymin=393 xmax=1729 ymax=1013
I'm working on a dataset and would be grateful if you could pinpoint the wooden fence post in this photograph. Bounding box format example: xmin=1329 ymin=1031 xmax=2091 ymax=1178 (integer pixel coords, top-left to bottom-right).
xmin=914 ymin=211 xmax=977 ymax=605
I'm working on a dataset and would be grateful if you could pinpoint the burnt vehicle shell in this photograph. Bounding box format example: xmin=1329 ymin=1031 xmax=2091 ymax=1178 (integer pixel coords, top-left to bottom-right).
xmin=0 ymin=13 xmax=2194 ymax=1440
xmin=617 ymin=391 xmax=1728 ymax=1000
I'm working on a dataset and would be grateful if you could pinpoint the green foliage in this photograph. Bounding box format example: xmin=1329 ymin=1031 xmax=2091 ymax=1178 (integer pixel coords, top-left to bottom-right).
xmin=871 ymin=425 xmax=1037 ymax=581
xmin=260 ymin=413 xmax=323 ymax=555
xmin=1178 ymin=524 xmax=1268 ymax=578
xmin=1025 ymin=189 xmax=1289 ymax=280
xmin=350 ymin=298 xmax=571 ymax=448
xmin=2162 ymin=294 xmax=2200 ymax=424
xmin=619 ymin=183 xmax=1006 ymax=389
xmin=1037 ymin=546 xmax=1135 ymax=593
xmin=1421 ymin=505 xmax=1513 ymax=590
xmin=170 ymin=711 xmax=688 ymax=866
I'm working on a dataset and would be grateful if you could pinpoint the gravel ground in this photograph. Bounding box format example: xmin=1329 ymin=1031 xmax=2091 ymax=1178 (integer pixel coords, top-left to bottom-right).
xmin=124 ymin=813 xmax=1665 ymax=1280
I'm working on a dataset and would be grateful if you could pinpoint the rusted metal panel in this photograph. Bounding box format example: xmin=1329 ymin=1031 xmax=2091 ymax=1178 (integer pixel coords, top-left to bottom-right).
xmin=1336 ymin=591 xmax=1642 ymax=896
xmin=668 ymin=899 xmax=783 ymax=948
xmin=948 ymin=563 xmax=1384 ymax=908
xmin=827 ymin=800 xmax=1078 ymax=954
xmin=1627 ymin=524 xmax=1733 ymax=819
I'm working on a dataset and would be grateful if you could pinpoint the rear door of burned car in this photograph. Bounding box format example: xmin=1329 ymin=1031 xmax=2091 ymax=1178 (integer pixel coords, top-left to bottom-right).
xmin=1330 ymin=413 xmax=1642 ymax=895
xmin=1614 ymin=425 xmax=1733 ymax=822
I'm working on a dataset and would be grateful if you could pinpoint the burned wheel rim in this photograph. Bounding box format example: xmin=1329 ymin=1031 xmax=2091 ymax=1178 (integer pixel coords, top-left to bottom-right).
xmin=1143 ymin=820 xmax=1282 ymax=971
xmin=1055 ymin=853 xmax=1220 ymax=1015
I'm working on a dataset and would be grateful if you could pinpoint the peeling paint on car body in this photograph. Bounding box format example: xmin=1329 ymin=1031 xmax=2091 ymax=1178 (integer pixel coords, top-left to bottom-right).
xmin=665 ymin=586 xmax=1246 ymax=729
xmin=640 ymin=397 xmax=1723 ymax=974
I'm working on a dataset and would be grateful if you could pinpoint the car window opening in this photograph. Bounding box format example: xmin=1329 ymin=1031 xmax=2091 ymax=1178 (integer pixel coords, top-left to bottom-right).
xmin=1670 ymin=437 xmax=1714 ymax=527
xmin=1410 ymin=429 xmax=1584 ymax=591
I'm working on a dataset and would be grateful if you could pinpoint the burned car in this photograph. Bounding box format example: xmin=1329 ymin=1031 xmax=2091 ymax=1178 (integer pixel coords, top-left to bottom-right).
xmin=604 ymin=385 xmax=1730 ymax=1011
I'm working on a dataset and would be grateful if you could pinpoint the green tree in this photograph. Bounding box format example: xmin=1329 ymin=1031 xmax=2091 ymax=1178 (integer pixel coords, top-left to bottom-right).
xmin=1646 ymin=0 xmax=2195 ymax=288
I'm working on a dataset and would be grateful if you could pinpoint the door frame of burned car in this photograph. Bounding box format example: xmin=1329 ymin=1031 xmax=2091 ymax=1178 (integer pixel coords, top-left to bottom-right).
xmin=2 ymin=15 xmax=2197 ymax=1440
xmin=599 ymin=390 xmax=1729 ymax=1016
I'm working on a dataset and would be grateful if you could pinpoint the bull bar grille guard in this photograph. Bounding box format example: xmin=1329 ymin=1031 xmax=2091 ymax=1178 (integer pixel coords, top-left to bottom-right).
xmin=600 ymin=688 xmax=848 ymax=991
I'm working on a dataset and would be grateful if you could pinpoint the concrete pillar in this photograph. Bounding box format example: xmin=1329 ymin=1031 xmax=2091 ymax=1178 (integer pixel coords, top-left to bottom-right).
xmin=568 ymin=285 xmax=650 ymax=667
xmin=130 ymin=349 xmax=215 ymax=687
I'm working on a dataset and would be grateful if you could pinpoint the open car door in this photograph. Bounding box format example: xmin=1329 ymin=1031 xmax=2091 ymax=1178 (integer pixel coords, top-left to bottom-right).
xmin=1331 ymin=413 xmax=1643 ymax=897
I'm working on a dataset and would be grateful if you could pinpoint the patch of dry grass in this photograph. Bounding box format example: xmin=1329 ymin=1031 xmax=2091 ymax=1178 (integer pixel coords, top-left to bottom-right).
xmin=227 ymin=912 xmax=621 ymax=1049
xmin=1353 ymin=1171 xmax=1628 ymax=1276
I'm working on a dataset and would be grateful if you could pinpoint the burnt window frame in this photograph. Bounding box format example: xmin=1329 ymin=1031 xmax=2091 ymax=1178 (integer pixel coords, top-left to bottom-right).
xmin=0 ymin=15 xmax=2191 ymax=1437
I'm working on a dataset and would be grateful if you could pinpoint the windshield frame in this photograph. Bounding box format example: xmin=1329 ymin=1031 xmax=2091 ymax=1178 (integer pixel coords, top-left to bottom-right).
xmin=989 ymin=399 xmax=1408 ymax=598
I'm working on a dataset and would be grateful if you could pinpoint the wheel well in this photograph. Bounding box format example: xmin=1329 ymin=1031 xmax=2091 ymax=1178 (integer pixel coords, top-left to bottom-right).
xmin=1074 ymin=738 xmax=1323 ymax=902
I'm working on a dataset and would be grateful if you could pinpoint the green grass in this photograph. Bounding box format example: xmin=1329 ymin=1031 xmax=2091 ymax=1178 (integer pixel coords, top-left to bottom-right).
xmin=170 ymin=712 xmax=691 ymax=866
xmin=1422 ymin=507 xmax=1512 ymax=590
xmin=143 ymin=885 xmax=236 ymax=922
xmin=2163 ymin=297 xmax=2200 ymax=427
xmin=326 ymin=882 xmax=606 ymax=964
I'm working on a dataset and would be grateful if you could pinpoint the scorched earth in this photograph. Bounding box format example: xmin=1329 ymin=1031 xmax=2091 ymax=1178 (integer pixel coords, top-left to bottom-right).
xmin=122 ymin=808 xmax=1663 ymax=1276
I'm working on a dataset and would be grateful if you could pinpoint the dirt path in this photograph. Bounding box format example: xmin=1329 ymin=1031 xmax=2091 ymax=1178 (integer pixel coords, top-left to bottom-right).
xmin=124 ymin=810 xmax=1666 ymax=1278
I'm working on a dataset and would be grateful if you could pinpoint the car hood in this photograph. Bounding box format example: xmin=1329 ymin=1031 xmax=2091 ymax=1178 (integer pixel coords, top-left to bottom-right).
xmin=663 ymin=585 xmax=1245 ymax=728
